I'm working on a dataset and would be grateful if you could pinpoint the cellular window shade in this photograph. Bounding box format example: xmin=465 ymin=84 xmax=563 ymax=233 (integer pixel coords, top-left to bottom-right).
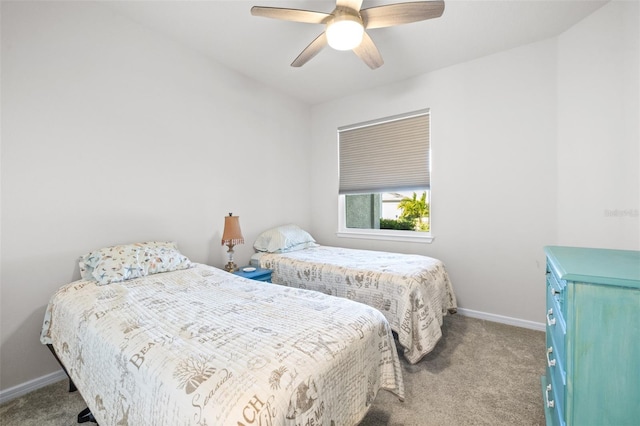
xmin=339 ymin=112 xmax=430 ymax=195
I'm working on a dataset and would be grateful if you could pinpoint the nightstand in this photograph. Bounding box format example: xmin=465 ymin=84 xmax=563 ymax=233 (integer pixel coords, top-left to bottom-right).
xmin=232 ymin=267 xmax=272 ymax=283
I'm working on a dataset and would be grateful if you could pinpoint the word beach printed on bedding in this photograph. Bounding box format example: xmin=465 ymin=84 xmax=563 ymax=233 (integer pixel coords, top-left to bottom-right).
xmin=41 ymin=257 xmax=404 ymax=425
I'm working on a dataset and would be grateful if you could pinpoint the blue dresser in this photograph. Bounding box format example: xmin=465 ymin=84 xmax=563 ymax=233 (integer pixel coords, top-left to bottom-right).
xmin=542 ymin=246 xmax=640 ymax=426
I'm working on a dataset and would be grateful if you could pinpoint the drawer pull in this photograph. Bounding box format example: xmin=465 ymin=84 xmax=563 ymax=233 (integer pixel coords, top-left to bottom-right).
xmin=546 ymin=346 xmax=556 ymax=367
xmin=546 ymin=309 xmax=556 ymax=326
xmin=545 ymin=384 xmax=555 ymax=408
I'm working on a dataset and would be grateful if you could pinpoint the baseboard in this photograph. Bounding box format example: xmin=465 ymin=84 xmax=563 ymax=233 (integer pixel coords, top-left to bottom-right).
xmin=0 ymin=369 xmax=66 ymax=405
xmin=456 ymin=308 xmax=546 ymax=332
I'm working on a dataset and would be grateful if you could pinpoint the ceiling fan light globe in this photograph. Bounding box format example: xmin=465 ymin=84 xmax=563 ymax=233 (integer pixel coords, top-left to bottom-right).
xmin=326 ymin=17 xmax=364 ymax=51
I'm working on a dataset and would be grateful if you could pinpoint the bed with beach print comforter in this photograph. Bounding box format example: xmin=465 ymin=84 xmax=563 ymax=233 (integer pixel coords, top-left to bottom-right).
xmin=254 ymin=246 xmax=458 ymax=364
xmin=41 ymin=263 xmax=404 ymax=426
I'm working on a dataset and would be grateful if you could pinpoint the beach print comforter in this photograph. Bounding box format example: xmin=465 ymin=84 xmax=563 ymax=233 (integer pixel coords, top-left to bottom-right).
xmin=41 ymin=263 xmax=404 ymax=426
xmin=257 ymin=246 xmax=458 ymax=364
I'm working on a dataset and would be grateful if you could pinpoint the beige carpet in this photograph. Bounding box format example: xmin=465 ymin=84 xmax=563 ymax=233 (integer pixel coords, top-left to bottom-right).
xmin=0 ymin=315 xmax=546 ymax=426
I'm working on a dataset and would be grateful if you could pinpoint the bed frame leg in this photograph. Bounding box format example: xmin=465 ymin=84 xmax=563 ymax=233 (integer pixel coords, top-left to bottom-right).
xmin=45 ymin=344 xmax=97 ymax=423
xmin=78 ymin=407 xmax=98 ymax=424
xmin=46 ymin=343 xmax=77 ymax=392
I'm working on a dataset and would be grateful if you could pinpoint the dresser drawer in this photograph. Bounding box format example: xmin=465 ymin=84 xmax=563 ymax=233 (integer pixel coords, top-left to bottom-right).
xmin=542 ymin=375 xmax=564 ymax=426
xmin=546 ymin=267 xmax=565 ymax=292
xmin=546 ymin=270 xmax=566 ymax=320
xmin=546 ymin=282 xmax=566 ymax=359
xmin=545 ymin=334 xmax=566 ymax=391
xmin=546 ymin=333 xmax=566 ymax=423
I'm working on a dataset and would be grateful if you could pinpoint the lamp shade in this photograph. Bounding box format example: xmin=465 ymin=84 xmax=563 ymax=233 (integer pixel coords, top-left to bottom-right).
xmin=221 ymin=214 xmax=244 ymax=246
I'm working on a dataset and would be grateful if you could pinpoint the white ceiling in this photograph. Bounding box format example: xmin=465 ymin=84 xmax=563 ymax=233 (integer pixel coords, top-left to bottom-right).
xmin=103 ymin=0 xmax=609 ymax=105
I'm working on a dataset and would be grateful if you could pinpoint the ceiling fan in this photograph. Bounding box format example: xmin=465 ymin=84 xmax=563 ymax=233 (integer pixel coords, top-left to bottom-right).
xmin=251 ymin=0 xmax=445 ymax=69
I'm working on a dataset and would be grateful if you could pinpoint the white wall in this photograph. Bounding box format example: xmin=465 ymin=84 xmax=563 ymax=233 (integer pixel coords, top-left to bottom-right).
xmin=0 ymin=2 xmax=312 ymax=391
xmin=310 ymin=38 xmax=559 ymax=325
xmin=309 ymin=0 xmax=639 ymax=325
xmin=557 ymin=0 xmax=640 ymax=249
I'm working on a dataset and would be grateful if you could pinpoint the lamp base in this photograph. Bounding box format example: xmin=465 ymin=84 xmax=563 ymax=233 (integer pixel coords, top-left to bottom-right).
xmin=224 ymin=261 xmax=238 ymax=272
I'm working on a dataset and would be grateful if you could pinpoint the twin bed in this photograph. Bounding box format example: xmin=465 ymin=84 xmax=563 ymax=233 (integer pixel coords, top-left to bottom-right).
xmin=252 ymin=225 xmax=458 ymax=364
xmin=41 ymin=229 xmax=456 ymax=424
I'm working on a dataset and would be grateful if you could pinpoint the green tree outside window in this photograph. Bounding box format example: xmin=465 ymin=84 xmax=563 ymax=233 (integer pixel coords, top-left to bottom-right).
xmin=398 ymin=192 xmax=429 ymax=231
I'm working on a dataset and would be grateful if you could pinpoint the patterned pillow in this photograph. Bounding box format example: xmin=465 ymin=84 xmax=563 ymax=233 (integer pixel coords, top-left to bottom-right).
xmin=79 ymin=244 xmax=144 ymax=285
xmin=137 ymin=241 xmax=192 ymax=275
xmin=253 ymin=224 xmax=318 ymax=253
xmin=79 ymin=241 xmax=192 ymax=285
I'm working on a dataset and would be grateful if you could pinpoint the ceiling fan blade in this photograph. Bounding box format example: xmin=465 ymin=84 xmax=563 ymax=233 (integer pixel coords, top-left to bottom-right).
xmin=291 ymin=32 xmax=328 ymax=67
xmin=336 ymin=0 xmax=364 ymax=12
xmin=361 ymin=1 xmax=445 ymax=29
xmin=251 ymin=6 xmax=331 ymax=24
xmin=352 ymin=32 xmax=383 ymax=69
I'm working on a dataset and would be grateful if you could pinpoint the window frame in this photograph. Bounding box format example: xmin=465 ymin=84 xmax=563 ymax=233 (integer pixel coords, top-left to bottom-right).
xmin=337 ymin=193 xmax=434 ymax=243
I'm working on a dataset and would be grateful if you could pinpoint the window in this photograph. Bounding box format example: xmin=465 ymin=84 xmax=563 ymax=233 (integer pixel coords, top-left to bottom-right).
xmin=338 ymin=109 xmax=432 ymax=242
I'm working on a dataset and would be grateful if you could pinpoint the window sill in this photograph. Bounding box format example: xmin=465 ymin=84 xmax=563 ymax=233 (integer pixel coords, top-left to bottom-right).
xmin=336 ymin=229 xmax=434 ymax=243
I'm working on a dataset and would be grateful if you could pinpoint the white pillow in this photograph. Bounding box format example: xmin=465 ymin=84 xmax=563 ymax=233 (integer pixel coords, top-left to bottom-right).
xmin=254 ymin=224 xmax=318 ymax=253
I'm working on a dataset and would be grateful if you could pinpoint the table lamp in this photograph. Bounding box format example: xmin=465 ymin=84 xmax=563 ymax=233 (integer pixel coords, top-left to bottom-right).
xmin=221 ymin=213 xmax=244 ymax=272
